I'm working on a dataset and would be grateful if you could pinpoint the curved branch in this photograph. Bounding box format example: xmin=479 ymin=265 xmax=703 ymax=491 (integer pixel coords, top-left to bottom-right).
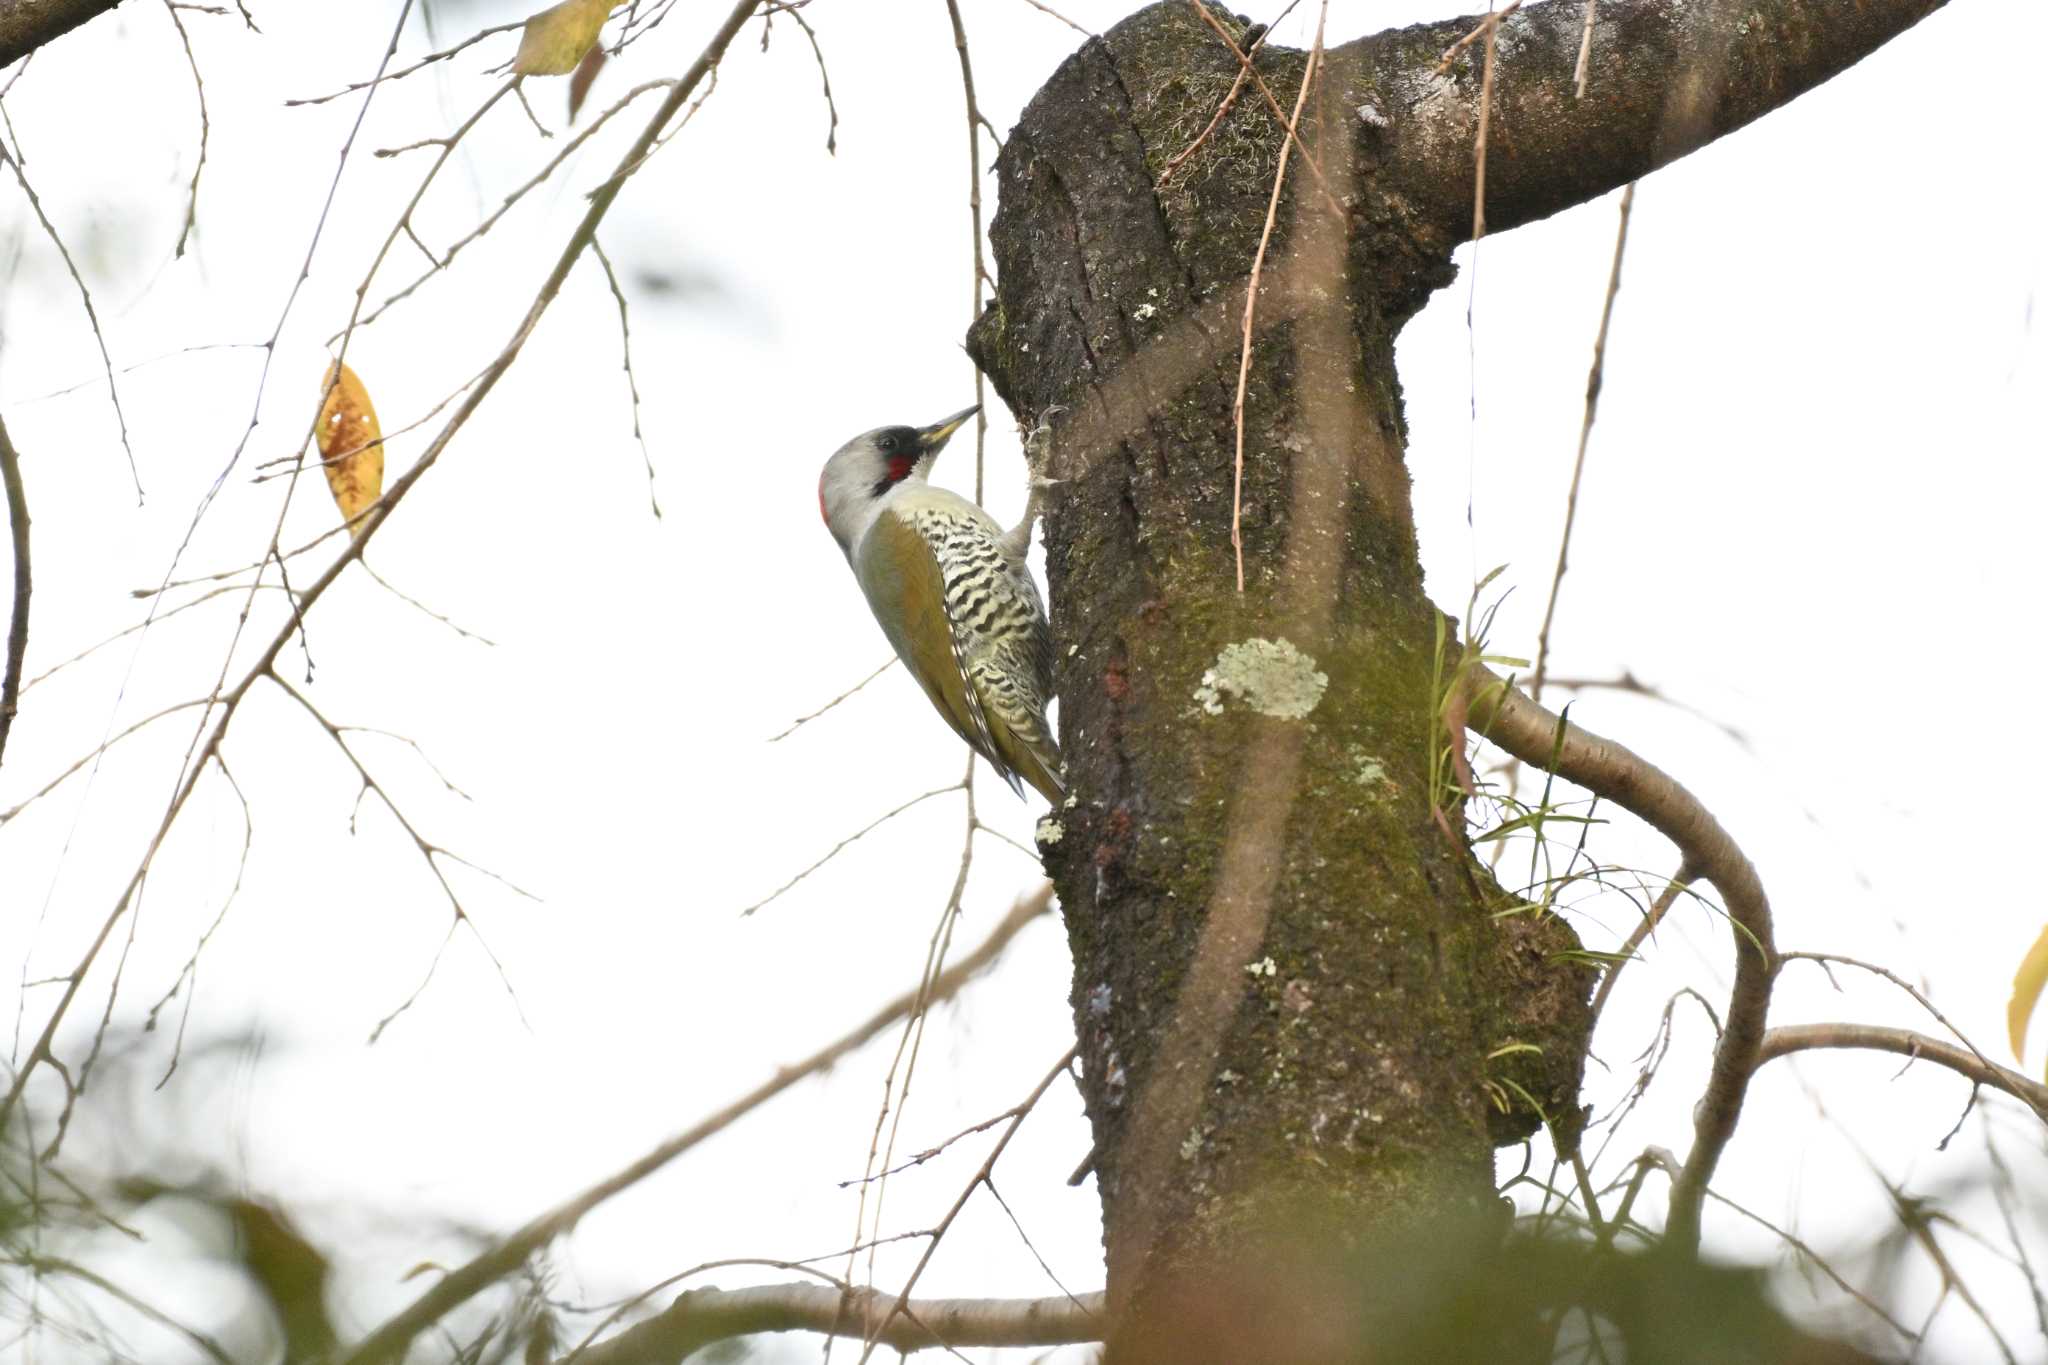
xmin=565 ymin=1283 xmax=1103 ymax=1365
xmin=1463 ymin=664 xmax=1775 ymax=1253
xmin=1345 ymin=0 xmax=1949 ymax=244
xmin=0 ymin=413 xmax=27 ymax=767
xmin=1755 ymin=1023 xmax=2048 ymax=1121
xmin=336 ymin=885 xmax=1053 ymax=1365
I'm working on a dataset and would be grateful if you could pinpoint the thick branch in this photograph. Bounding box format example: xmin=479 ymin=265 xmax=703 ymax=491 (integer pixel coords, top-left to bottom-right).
xmin=337 ymin=886 xmax=1052 ymax=1365
xmin=1464 ymin=665 xmax=1775 ymax=1253
xmin=0 ymin=413 xmax=27 ymax=767
xmin=568 ymin=1284 xmax=1103 ymax=1365
xmin=1756 ymin=1023 xmax=2048 ymax=1121
xmin=0 ymin=0 xmax=128 ymax=68
xmin=1356 ymin=0 xmax=1948 ymax=243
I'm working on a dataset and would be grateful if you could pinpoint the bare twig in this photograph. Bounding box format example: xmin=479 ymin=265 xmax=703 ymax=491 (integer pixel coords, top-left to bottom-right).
xmin=348 ymin=78 xmax=677 ymax=337
xmin=1229 ymin=2 xmax=1325 ymax=592
xmin=0 ymin=413 xmax=28 ymax=767
xmin=285 ymin=20 xmax=525 ymax=106
xmin=0 ymin=147 xmax=137 ymax=496
xmin=941 ymin=0 xmax=990 ymax=500
xmin=768 ymin=658 xmax=894 ymax=741
xmin=857 ymin=1046 xmax=1081 ymax=1361
xmin=769 ymin=0 xmax=837 ymax=153
xmin=1572 ymin=0 xmax=1600 ymax=97
xmin=1530 ymin=182 xmax=1634 ymax=703
xmin=162 ymin=0 xmax=211 ymax=257
xmin=1434 ymin=0 xmax=1523 ymax=75
xmin=588 ymin=237 xmax=661 ymax=517
xmin=1584 ymin=858 xmax=1697 ymax=1030
xmin=264 ymin=669 xmax=529 ymax=1040
xmin=1183 ymin=1 xmax=1340 ymax=218
xmin=361 ymin=560 xmax=496 ymax=645
xmin=337 ymin=884 xmax=1050 ymax=1365
xmin=739 ymin=782 xmax=962 ymax=916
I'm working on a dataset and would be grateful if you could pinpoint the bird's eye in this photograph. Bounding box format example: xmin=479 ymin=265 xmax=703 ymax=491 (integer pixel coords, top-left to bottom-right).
xmin=879 ymin=434 xmax=898 ymax=453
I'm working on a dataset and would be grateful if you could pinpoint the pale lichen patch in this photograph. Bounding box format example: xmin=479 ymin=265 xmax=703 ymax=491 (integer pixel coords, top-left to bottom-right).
xmin=1036 ymin=816 xmax=1065 ymax=846
xmin=1192 ymin=637 xmax=1328 ymax=720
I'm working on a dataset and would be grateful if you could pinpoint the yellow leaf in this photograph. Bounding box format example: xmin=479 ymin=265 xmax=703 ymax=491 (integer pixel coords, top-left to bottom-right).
xmin=316 ymin=361 xmax=383 ymax=539
xmin=514 ymin=0 xmax=612 ymax=77
xmin=2008 ymin=922 xmax=2048 ymax=1069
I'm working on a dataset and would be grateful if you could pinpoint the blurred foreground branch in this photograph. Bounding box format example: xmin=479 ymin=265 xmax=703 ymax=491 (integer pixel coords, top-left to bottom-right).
xmin=566 ymin=1282 xmax=1102 ymax=1365
xmin=339 ymin=884 xmax=1054 ymax=1365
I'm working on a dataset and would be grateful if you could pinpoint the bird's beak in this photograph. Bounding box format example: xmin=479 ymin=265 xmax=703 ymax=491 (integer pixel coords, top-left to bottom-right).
xmin=918 ymin=405 xmax=979 ymax=453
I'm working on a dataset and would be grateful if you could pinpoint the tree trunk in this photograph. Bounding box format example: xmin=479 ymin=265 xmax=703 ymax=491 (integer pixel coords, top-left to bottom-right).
xmin=966 ymin=0 xmax=1947 ymax=1357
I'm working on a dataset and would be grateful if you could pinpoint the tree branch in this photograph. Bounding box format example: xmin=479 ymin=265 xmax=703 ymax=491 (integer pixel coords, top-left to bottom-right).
xmin=0 ymin=0 xmax=128 ymax=69
xmin=1755 ymin=1023 xmax=2048 ymax=1122
xmin=0 ymin=412 xmax=28 ymax=767
xmin=1353 ymin=0 xmax=1949 ymax=244
xmin=565 ymin=1283 xmax=1103 ymax=1365
xmin=1462 ymin=664 xmax=1776 ymax=1253
xmin=336 ymin=885 xmax=1052 ymax=1365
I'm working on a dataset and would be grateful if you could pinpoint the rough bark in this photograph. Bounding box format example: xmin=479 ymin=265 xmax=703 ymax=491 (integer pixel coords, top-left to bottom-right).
xmin=967 ymin=0 xmax=1947 ymax=1357
xmin=0 ymin=0 xmax=128 ymax=69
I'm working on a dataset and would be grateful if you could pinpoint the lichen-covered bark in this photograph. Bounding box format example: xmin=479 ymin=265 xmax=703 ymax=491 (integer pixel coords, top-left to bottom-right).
xmin=971 ymin=9 xmax=1583 ymax=1357
xmin=969 ymin=0 xmax=1948 ymax=1355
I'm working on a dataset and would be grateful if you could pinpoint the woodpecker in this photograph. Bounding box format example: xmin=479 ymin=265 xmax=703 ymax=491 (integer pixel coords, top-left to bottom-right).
xmin=819 ymin=406 xmax=1063 ymax=802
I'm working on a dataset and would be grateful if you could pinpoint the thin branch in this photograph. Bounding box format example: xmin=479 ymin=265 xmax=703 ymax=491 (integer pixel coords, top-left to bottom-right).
xmin=769 ymin=0 xmax=836 ymax=153
xmin=768 ymin=658 xmax=894 ymax=741
xmin=0 ymin=413 xmax=28 ymax=767
xmin=858 ymin=1046 xmax=1081 ymax=1362
xmin=0 ymin=699 xmax=211 ymax=823
xmin=284 ymin=20 xmax=526 ymax=106
xmin=941 ymin=0 xmax=990 ymax=501
xmin=739 ymin=783 xmax=962 ymax=916
xmin=1015 ymin=0 xmax=1092 ymax=37
xmin=336 ymin=884 xmax=1051 ymax=1365
xmin=1530 ymin=181 xmax=1633 ymax=703
xmin=162 ymin=0 xmax=210 ymax=258
xmin=1229 ymin=1 xmax=1326 ymax=592
xmin=1572 ymin=0 xmax=1600 ymax=96
xmin=1584 ymin=858 xmax=1697 ymax=1031
xmin=1754 ymin=1023 xmax=2048 ymax=1121
xmin=1461 ymin=664 xmax=1776 ymax=1254
xmin=360 ymin=560 xmax=497 ymax=645
xmin=1184 ymin=1 xmax=1341 ymax=219
xmin=0 ymin=146 xmax=137 ymax=496
xmin=588 ymin=237 xmax=661 ymax=517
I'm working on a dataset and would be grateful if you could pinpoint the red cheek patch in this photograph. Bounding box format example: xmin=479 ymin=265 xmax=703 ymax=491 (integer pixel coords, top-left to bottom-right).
xmin=887 ymin=455 xmax=916 ymax=484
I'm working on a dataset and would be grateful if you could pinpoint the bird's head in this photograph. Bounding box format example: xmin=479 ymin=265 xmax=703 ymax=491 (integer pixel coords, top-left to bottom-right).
xmin=818 ymin=405 xmax=977 ymax=555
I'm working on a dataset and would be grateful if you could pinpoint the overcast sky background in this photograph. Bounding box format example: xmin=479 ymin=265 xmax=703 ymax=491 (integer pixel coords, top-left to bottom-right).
xmin=0 ymin=0 xmax=2043 ymax=1359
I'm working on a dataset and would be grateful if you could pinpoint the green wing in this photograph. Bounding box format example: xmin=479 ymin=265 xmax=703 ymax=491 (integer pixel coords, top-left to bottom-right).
xmin=858 ymin=510 xmax=1004 ymax=770
xmin=858 ymin=510 xmax=1063 ymax=802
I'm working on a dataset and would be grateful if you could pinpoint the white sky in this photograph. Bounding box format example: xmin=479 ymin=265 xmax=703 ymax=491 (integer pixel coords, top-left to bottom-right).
xmin=0 ymin=0 xmax=2043 ymax=1360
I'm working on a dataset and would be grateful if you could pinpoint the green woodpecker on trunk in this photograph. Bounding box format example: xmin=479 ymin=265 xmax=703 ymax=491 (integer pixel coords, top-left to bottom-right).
xmin=818 ymin=406 xmax=1063 ymax=803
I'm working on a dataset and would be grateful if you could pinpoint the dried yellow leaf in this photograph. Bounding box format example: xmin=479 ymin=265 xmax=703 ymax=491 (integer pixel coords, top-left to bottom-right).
xmin=2009 ymin=922 xmax=2048 ymax=1072
xmin=514 ymin=0 xmax=612 ymax=77
xmin=316 ymin=361 xmax=383 ymax=539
